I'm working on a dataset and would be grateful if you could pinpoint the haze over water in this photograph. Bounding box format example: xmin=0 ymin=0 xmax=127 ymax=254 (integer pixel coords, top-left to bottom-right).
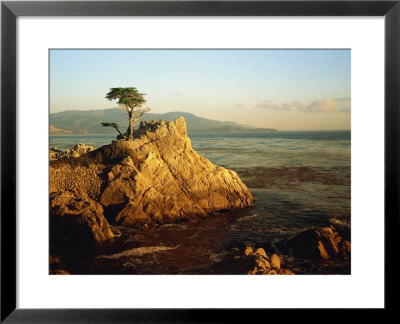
xmin=50 ymin=130 xmax=350 ymax=274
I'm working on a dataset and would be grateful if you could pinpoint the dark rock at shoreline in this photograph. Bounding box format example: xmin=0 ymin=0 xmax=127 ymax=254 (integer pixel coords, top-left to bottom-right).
xmin=49 ymin=255 xmax=70 ymax=275
xmin=285 ymin=225 xmax=351 ymax=260
xmin=50 ymin=191 xmax=115 ymax=243
xmin=210 ymin=246 xmax=294 ymax=275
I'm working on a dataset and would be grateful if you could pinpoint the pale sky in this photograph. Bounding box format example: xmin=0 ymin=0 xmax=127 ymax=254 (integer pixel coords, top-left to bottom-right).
xmin=50 ymin=49 xmax=351 ymax=130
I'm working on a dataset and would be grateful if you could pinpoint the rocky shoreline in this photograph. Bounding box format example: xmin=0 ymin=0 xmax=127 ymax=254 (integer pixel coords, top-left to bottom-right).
xmin=49 ymin=117 xmax=350 ymax=275
xmin=49 ymin=224 xmax=350 ymax=275
xmin=50 ymin=118 xmax=254 ymax=243
xmin=50 ymin=143 xmax=96 ymax=161
xmin=209 ymin=224 xmax=350 ymax=275
xmin=210 ymin=246 xmax=294 ymax=275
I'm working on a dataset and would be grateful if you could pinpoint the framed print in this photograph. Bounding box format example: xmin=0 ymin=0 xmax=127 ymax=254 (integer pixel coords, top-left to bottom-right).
xmin=1 ymin=0 xmax=399 ymax=322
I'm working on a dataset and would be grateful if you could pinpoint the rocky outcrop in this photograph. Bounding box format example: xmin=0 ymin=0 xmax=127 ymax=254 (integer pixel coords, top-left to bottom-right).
xmin=50 ymin=143 xmax=96 ymax=161
xmin=49 ymin=255 xmax=70 ymax=275
xmin=101 ymin=118 xmax=253 ymax=225
xmin=50 ymin=191 xmax=114 ymax=243
xmin=49 ymin=147 xmax=64 ymax=160
xmin=285 ymin=226 xmax=351 ymax=260
xmin=49 ymin=117 xmax=254 ymax=228
xmin=50 ymin=164 xmax=104 ymax=200
xmin=211 ymin=247 xmax=294 ymax=275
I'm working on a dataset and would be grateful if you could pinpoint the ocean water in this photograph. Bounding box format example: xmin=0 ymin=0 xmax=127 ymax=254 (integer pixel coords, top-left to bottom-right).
xmin=50 ymin=131 xmax=351 ymax=274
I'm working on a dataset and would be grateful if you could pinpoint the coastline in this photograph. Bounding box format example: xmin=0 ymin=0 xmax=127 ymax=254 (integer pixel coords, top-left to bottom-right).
xmin=49 ymin=123 xmax=350 ymax=275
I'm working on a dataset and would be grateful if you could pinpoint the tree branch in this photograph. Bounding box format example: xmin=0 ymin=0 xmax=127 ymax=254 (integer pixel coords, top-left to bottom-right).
xmin=130 ymin=107 xmax=151 ymax=127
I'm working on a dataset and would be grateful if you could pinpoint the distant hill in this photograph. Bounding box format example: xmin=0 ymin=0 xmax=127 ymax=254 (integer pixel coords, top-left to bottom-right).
xmin=49 ymin=124 xmax=72 ymax=135
xmin=49 ymin=109 xmax=278 ymax=134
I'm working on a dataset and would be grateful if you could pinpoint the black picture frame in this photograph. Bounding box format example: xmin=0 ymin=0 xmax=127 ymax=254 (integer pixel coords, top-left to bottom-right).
xmin=1 ymin=0 xmax=399 ymax=322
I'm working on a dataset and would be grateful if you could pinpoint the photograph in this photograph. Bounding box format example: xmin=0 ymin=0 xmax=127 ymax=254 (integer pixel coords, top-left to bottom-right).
xmin=49 ymin=49 xmax=351 ymax=275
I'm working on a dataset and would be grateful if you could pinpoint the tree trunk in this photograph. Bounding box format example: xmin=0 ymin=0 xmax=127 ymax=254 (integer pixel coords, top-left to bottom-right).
xmin=114 ymin=126 xmax=122 ymax=136
xmin=128 ymin=112 xmax=133 ymax=140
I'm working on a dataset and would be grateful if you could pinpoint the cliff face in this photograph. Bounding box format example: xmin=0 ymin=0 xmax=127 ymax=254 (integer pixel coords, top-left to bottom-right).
xmin=50 ymin=191 xmax=114 ymax=243
xmin=99 ymin=117 xmax=254 ymax=225
xmin=50 ymin=117 xmax=254 ymax=241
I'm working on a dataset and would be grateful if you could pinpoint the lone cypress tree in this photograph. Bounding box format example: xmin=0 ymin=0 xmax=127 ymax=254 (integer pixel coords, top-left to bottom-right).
xmin=105 ymin=87 xmax=151 ymax=140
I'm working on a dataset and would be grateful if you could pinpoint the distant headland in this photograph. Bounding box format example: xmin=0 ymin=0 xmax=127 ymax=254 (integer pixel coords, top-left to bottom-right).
xmin=49 ymin=109 xmax=278 ymax=135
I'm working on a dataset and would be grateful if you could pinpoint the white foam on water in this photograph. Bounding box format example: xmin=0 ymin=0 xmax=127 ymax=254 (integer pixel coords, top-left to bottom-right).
xmin=96 ymin=245 xmax=179 ymax=259
xmin=329 ymin=217 xmax=351 ymax=228
xmin=236 ymin=213 xmax=260 ymax=222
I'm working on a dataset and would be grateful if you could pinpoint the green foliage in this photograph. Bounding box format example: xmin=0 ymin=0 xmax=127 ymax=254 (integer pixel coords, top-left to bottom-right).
xmin=105 ymin=87 xmax=150 ymax=140
xmin=105 ymin=87 xmax=146 ymax=109
xmin=101 ymin=122 xmax=119 ymax=128
xmin=101 ymin=122 xmax=122 ymax=135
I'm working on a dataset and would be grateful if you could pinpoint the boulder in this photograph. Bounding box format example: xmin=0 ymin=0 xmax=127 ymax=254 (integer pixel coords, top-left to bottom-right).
xmin=254 ymin=248 xmax=268 ymax=259
xmin=285 ymin=226 xmax=351 ymax=260
xmin=244 ymin=247 xmax=253 ymax=256
xmin=50 ymin=191 xmax=114 ymax=243
xmin=211 ymin=246 xmax=294 ymax=275
xmin=255 ymin=256 xmax=271 ymax=271
xmin=270 ymin=254 xmax=281 ymax=269
xmin=96 ymin=118 xmax=254 ymax=226
xmin=338 ymin=239 xmax=351 ymax=260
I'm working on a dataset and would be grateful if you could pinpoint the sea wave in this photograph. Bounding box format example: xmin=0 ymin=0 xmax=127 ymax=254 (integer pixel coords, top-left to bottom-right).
xmin=96 ymin=245 xmax=179 ymax=259
xmin=329 ymin=216 xmax=351 ymax=227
